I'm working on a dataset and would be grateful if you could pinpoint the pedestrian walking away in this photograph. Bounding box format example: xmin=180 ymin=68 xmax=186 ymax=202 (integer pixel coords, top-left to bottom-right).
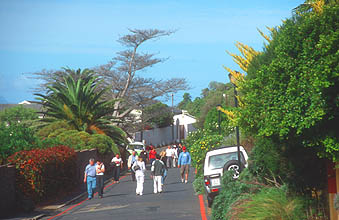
xmin=178 ymin=146 xmax=191 ymax=184
xmin=111 ymin=154 xmax=123 ymax=183
xmin=84 ymin=158 xmax=96 ymax=199
xmin=149 ymin=147 xmax=157 ymax=165
xmin=172 ymin=145 xmax=179 ymax=168
xmin=96 ymin=159 xmax=105 ymax=198
xmin=132 ymin=157 xmax=146 ymax=196
xmin=128 ymin=151 xmax=138 ymax=182
xmin=139 ymin=149 xmax=148 ymax=165
xmin=159 ymin=150 xmax=168 ymax=185
xmin=166 ymin=145 xmax=173 ymax=168
xmin=151 ymin=154 xmax=166 ymax=194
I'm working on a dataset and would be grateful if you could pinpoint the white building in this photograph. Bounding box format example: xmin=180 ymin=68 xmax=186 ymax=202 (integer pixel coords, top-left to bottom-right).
xmin=133 ymin=110 xmax=197 ymax=146
xmin=173 ymin=110 xmax=197 ymax=139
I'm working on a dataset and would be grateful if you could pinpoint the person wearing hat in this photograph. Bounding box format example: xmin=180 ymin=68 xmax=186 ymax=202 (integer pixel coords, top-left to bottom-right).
xmin=178 ymin=146 xmax=191 ymax=184
xmin=149 ymin=147 xmax=157 ymax=165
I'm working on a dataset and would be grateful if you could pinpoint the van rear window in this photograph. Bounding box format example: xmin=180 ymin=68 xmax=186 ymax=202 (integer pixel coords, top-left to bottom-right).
xmin=208 ymin=152 xmax=245 ymax=170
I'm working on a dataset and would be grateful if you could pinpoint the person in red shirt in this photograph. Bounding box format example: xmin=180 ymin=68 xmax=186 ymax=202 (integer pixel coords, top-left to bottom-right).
xmin=149 ymin=147 xmax=157 ymax=165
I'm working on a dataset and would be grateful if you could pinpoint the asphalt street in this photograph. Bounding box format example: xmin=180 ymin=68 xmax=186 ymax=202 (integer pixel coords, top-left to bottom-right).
xmin=45 ymin=164 xmax=203 ymax=220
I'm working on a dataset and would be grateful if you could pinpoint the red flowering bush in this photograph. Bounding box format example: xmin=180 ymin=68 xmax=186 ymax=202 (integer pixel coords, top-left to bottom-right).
xmin=8 ymin=145 xmax=77 ymax=202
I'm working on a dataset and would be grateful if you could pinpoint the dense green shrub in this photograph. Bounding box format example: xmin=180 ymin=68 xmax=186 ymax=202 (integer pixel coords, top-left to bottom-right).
xmin=249 ymin=137 xmax=327 ymax=193
xmin=192 ymin=173 xmax=205 ymax=195
xmin=47 ymin=128 xmax=69 ymax=139
xmin=0 ymin=123 xmax=39 ymax=164
xmin=212 ymin=170 xmax=262 ymax=220
xmin=248 ymin=138 xmax=290 ymax=183
xmin=36 ymin=121 xmax=73 ymax=139
xmin=235 ymin=186 xmax=305 ymax=220
xmin=88 ymin=134 xmax=119 ymax=154
xmin=56 ymin=130 xmax=91 ymax=150
xmin=7 ymin=146 xmax=77 ymax=203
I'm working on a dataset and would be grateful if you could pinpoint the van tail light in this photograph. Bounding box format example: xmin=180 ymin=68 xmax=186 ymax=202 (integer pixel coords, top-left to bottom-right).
xmin=204 ymin=179 xmax=210 ymax=186
xmin=211 ymin=188 xmax=219 ymax=192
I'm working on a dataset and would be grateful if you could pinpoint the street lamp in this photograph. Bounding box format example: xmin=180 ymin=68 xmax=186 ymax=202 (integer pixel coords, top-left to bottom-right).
xmin=228 ymin=73 xmax=242 ymax=172
xmin=216 ymin=104 xmax=222 ymax=135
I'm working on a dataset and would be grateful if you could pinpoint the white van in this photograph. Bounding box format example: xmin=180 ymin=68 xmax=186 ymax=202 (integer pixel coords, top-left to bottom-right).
xmin=203 ymin=145 xmax=249 ymax=207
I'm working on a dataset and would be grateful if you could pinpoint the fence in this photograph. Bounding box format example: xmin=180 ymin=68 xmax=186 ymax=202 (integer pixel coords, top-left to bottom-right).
xmin=134 ymin=123 xmax=196 ymax=146
xmin=0 ymin=164 xmax=16 ymax=217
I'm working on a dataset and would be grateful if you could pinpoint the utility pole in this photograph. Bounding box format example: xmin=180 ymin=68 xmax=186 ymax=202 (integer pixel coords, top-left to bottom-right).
xmin=216 ymin=104 xmax=221 ymax=135
xmin=228 ymin=73 xmax=242 ymax=173
xmin=171 ymin=93 xmax=174 ymax=142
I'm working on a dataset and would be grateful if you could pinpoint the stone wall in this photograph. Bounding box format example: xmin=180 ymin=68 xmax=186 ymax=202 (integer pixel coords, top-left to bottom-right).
xmin=0 ymin=164 xmax=16 ymax=217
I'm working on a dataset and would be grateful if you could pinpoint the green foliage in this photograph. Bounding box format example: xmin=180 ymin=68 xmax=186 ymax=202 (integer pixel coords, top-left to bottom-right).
xmin=239 ymin=4 xmax=339 ymax=161
xmin=185 ymin=130 xmax=223 ymax=174
xmin=88 ymin=134 xmax=119 ymax=154
xmin=192 ymin=173 xmax=205 ymax=195
xmin=50 ymin=129 xmax=119 ymax=154
xmin=177 ymin=92 xmax=192 ymax=110
xmin=0 ymin=123 xmax=39 ymax=164
xmin=204 ymin=106 xmax=233 ymax=135
xmin=212 ymin=170 xmax=262 ymax=220
xmin=249 ymin=137 xmax=327 ymax=192
xmin=236 ymin=187 xmax=305 ymax=220
xmin=0 ymin=105 xmax=38 ymax=125
xmin=36 ymin=121 xmax=73 ymax=139
xmin=177 ymin=82 xmax=235 ymax=126
xmin=143 ymin=102 xmax=173 ymax=128
xmin=248 ymin=138 xmax=289 ymax=182
xmin=56 ymin=130 xmax=91 ymax=150
xmin=35 ymin=68 xmax=127 ymax=145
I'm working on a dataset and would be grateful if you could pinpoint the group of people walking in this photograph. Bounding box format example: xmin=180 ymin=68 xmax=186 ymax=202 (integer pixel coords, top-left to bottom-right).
xmin=83 ymin=144 xmax=191 ymax=199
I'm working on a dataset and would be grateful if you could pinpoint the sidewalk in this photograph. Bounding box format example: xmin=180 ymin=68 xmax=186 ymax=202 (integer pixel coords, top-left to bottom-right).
xmin=4 ymin=169 xmax=128 ymax=220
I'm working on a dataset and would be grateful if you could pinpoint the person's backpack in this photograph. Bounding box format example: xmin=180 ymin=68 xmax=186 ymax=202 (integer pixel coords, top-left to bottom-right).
xmin=133 ymin=161 xmax=141 ymax=171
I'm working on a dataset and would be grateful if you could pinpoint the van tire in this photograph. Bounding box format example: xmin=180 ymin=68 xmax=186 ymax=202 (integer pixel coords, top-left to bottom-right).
xmin=223 ymin=160 xmax=244 ymax=179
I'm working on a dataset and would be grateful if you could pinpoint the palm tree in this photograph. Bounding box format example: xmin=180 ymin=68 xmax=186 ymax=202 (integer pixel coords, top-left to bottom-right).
xmin=35 ymin=68 xmax=126 ymax=145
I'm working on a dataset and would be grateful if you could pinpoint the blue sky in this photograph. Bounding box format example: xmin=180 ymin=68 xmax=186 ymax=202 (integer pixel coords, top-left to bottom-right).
xmin=0 ymin=0 xmax=304 ymax=104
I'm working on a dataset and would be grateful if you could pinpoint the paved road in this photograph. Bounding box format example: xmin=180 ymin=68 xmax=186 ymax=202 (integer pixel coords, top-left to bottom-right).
xmin=45 ymin=164 xmax=202 ymax=220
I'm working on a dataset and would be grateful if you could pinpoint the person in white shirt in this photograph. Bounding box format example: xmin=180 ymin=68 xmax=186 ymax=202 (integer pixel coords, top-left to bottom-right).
xmin=128 ymin=151 xmax=138 ymax=182
xmin=172 ymin=146 xmax=178 ymax=168
xmin=166 ymin=146 xmax=174 ymax=168
xmin=132 ymin=157 xmax=146 ymax=196
xmin=96 ymin=159 xmax=105 ymax=198
xmin=111 ymin=154 xmax=123 ymax=183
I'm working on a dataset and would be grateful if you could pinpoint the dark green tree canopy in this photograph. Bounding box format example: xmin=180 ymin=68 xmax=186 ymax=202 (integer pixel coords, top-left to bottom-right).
xmin=143 ymin=102 xmax=173 ymax=128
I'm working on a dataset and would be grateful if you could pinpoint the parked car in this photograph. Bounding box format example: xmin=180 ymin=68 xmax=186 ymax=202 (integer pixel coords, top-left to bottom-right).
xmin=126 ymin=142 xmax=146 ymax=156
xmin=203 ymin=145 xmax=249 ymax=207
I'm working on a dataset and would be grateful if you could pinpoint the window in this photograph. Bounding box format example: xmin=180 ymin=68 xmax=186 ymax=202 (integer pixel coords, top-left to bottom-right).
xmin=129 ymin=145 xmax=144 ymax=150
xmin=208 ymin=152 xmax=245 ymax=170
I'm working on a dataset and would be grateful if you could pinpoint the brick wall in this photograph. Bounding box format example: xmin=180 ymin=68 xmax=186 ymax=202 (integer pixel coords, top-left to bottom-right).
xmin=0 ymin=164 xmax=16 ymax=217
